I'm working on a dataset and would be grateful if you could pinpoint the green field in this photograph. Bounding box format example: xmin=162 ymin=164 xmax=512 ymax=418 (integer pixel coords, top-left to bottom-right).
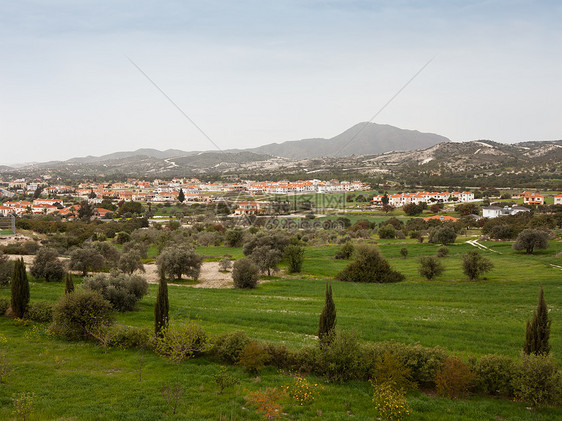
xmin=0 ymin=238 xmax=561 ymax=419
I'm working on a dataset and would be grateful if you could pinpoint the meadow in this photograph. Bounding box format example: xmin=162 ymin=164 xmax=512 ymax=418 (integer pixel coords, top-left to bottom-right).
xmin=0 ymin=236 xmax=561 ymax=419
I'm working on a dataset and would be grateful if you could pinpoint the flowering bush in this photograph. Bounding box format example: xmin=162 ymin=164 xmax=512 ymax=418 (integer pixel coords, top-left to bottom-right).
xmin=245 ymin=387 xmax=285 ymax=420
xmin=284 ymin=375 xmax=321 ymax=405
xmin=371 ymin=381 xmax=411 ymax=421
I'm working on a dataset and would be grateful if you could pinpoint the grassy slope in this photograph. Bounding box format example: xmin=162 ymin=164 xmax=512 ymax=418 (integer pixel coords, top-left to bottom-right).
xmin=0 ymin=238 xmax=561 ymax=419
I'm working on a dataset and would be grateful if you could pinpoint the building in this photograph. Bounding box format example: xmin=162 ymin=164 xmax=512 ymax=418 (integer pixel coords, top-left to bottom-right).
xmin=554 ymin=194 xmax=562 ymax=205
xmin=482 ymin=205 xmax=530 ymax=219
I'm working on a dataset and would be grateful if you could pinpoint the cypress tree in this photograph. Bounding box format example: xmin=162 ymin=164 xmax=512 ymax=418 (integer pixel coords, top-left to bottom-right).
xmin=65 ymin=272 xmax=74 ymax=294
xmin=318 ymin=280 xmax=336 ymax=343
xmin=523 ymin=285 xmax=551 ymax=355
xmin=178 ymin=188 xmax=185 ymax=203
xmin=11 ymin=258 xmax=30 ymax=318
xmin=154 ymin=269 xmax=169 ymax=336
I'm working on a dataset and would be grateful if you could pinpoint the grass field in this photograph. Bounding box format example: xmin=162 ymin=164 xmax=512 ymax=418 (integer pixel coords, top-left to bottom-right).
xmin=0 ymin=229 xmax=14 ymax=235
xmin=0 ymin=238 xmax=561 ymax=419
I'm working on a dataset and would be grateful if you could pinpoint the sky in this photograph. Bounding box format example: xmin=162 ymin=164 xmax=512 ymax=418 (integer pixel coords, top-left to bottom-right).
xmin=1 ymin=0 xmax=561 ymax=164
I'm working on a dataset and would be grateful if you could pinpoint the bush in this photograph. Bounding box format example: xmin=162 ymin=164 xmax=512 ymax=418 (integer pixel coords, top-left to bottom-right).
xmin=50 ymin=290 xmax=113 ymax=340
xmin=0 ymin=256 xmax=14 ymax=287
xmin=110 ymin=325 xmax=152 ymax=349
xmin=335 ymin=241 xmax=354 ymax=260
xmin=378 ymin=225 xmax=396 ymax=239
xmin=218 ymin=257 xmax=232 ymax=272
xmin=0 ymin=297 xmax=9 ymax=315
xmin=436 ymin=246 xmax=449 ymax=257
xmin=473 ymin=354 xmax=516 ymax=396
xmin=371 ymin=381 xmax=411 ymax=421
xmin=83 ymin=272 xmax=149 ymax=312
xmin=435 ymin=356 xmax=474 ymax=399
xmin=232 ymin=258 xmax=259 ymax=289
xmin=429 ymin=227 xmax=457 ymax=245
xmin=238 ymin=340 xmax=269 ymax=374
xmin=212 ymin=331 xmax=251 ymax=364
xmin=153 ymin=321 xmax=209 ymax=363
xmin=25 ymin=301 xmax=53 ymax=323
xmin=316 ymin=330 xmax=368 ymax=382
xmin=337 ymin=245 xmax=404 ymax=284
xmin=371 ymin=351 xmax=414 ymax=391
xmin=284 ymin=244 xmax=304 ymax=274
xmin=115 ymin=231 xmax=131 ymax=245
xmin=263 ymin=343 xmax=291 ymax=369
xmin=418 ymin=256 xmax=444 ymax=280
xmin=399 ymin=247 xmax=408 ymax=259
xmin=462 ymin=250 xmax=494 ymax=281
xmin=511 ymin=353 xmax=562 ymax=407
xmin=366 ymin=341 xmax=448 ymax=388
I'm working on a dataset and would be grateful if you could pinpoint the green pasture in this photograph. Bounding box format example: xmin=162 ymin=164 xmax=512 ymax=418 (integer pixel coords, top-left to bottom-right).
xmin=1 ymin=318 xmax=559 ymax=420
xmin=0 ymin=237 xmax=561 ymax=419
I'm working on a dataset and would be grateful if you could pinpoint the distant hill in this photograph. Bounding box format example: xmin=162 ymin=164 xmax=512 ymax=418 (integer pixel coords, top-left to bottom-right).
xmin=67 ymin=148 xmax=194 ymax=164
xmin=247 ymin=122 xmax=449 ymax=158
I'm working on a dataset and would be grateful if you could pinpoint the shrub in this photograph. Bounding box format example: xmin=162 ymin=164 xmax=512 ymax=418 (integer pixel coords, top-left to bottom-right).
xmin=462 ymin=250 xmax=494 ymax=281
xmin=212 ymin=331 xmax=251 ymax=364
xmin=232 ymin=258 xmax=259 ymax=289
xmin=337 ymin=245 xmax=404 ymax=284
xmin=110 ymin=325 xmax=152 ymax=349
xmin=0 ymin=255 xmax=14 ymax=287
xmin=316 ymin=330 xmax=367 ymax=382
xmin=50 ymin=290 xmax=113 ymax=340
xmin=371 ymin=381 xmax=411 ymax=421
xmin=214 ymin=366 xmax=239 ymax=394
xmin=372 ymin=351 xmax=414 ymax=391
xmin=418 ymin=256 xmax=444 ymax=280
xmin=115 ymin=231 xmax=131 ymax=245
xmin=378 ymin=224 xmax=396 ymax=239
xmin=435 ymin=356 xmax=474 ymax=399
xmin=83 ymin=272 xmax=149 ymax=312
xmin=284 ymin=244 xmax=304 ymax=273
xmin=335 ymin=241 xmax=354 ymax=260
xmin=400 ymin=247 xmax=408 ymax=259
xmin=238 ymin=340 xmax=269 ymax=374
xmin=25 ymin=301 xmax=53 ymax=323
xmin=263 ymin=343 xmax=291 ymax=368
xmin=218 ymin=257 xmax=232 ymax=272
xmin=511 ymin=353 xmax=562 ymax=407
xmin=153 ymin=321 xmax=209 ymax=363
xmin=284 ymin=375 xmax=321 ymax=406
xmin=472 ymin=354 xmax=516 ymax=396
xmin=430 ymin=227 xmax=457 ymax=245
xmin=0 ymin=297 xmax=9 ymax=315
xmin=436 ymin=246 xmax=449 ymax=257
xmin=366 ymin=342 xmax=448 ymax=388
xmin=244 ymin=387 xmax=285 ymax=420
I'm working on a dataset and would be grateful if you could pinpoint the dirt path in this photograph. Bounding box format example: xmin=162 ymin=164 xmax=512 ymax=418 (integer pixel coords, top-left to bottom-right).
xmin=143 ymin=261 xmax=234 ymax=288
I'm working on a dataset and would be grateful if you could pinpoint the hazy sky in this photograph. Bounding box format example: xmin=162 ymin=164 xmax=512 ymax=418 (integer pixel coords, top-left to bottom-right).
xmin=1 ymin=0 xmax=561 ymax=164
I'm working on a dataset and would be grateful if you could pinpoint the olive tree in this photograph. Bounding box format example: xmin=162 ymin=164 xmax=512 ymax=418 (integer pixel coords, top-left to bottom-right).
xmin=513 ymin=229 xmax=549 ymax=255
xmin=157 ymin=245 xmax=203 ymax=281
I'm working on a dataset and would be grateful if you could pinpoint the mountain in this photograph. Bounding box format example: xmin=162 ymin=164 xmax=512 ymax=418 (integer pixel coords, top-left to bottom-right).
xmin=67 ymin=148 xmax=194 ymax=164
xmin=246 ymin=122 xmax=449 ymax=158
